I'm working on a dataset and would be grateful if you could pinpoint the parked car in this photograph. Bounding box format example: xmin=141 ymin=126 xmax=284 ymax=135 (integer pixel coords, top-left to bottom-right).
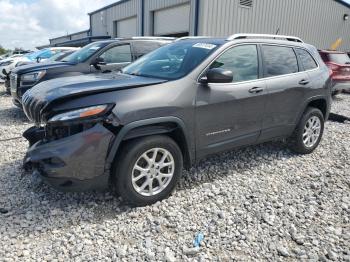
xmin=319 ymin=50 xmax=350 ymax=95
xmin=22 ymin=34 xmax=331 ymax=206
xmin=0 ymin=55 xmax=26 ymax=93
xmin=47 ymin=50 xmax=80 ymax=62
xmin=0 ymin=54 xmax=25 ymax=77
xmin=0 ymin=50 xmax=31 ymax=61
xmin=16 ymin=49 xmax=80 ymax=67
xmin=1 ymin=48 xmax=75 ymax=91
xmin=24 ymin=47 xmax=77 ymax=64
xmin=10 ymin=37 xmax=173 ymax=107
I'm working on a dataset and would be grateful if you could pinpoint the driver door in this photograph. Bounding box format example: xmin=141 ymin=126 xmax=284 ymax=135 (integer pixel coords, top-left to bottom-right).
xmin=195 ymin=44 xmax=267 ymax=158
xmin=95 ymin=44 xmax=132 ymax=73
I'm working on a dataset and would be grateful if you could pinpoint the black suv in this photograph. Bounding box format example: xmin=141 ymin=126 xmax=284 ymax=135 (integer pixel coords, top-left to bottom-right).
xmin=22 ymin=34 xmax=331 ymax=206
xmin=10 ymin=37 xmax=173 ymax=107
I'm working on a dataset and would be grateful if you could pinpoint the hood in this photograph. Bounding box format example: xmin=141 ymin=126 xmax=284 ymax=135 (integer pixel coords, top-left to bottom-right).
xmin=12 ymin=61 xmax=74 ymax=75
xmin=22 ymin=73 xmax=167 ymax=123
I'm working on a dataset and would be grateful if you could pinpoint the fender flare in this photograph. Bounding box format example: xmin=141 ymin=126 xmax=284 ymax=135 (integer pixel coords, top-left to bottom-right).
xmin=105 ymin=116 xmax=195 ymax=169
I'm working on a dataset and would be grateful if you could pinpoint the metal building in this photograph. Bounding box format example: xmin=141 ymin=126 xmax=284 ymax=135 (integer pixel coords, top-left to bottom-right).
xmin=47 ymin=0 xmax=350 ymax=50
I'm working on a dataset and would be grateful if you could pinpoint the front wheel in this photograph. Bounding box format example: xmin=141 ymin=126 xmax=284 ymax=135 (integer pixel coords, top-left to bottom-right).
xmin=288 ymin=107 xmax=324 ymax=154
xmin=113 ymin=135 xmax=183 ymax=206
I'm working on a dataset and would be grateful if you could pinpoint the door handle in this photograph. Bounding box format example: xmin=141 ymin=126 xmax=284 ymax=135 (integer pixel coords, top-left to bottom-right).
xmin=249 ymin=87 xmax=264 ymax=93
xmin=299 ymin=79 xmax=310 ymax=85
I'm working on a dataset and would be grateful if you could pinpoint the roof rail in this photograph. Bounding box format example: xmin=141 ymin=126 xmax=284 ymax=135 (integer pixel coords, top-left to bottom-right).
xmin=227 ymin=33 xmax=304 ymax=43
xmin=175 ymin=36 xmax=210 ymax=41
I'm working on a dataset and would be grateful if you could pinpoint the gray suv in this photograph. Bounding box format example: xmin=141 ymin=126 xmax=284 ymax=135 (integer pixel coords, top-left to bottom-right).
xmin=22 ymin=34 xmax=332 ymax=206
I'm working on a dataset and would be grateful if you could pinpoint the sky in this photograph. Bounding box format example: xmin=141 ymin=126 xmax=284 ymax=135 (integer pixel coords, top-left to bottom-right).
xmin=0 ymin=0 xmax=117 ymax=50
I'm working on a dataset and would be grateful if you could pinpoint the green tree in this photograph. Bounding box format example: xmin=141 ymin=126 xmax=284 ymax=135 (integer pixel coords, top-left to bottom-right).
xmin=0 ymin=45 xmax=7 ymax=56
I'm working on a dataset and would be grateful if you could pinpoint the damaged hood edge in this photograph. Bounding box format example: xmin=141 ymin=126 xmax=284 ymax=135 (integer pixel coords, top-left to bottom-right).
xmin=24 ymin=72 xmax=168 ymax=107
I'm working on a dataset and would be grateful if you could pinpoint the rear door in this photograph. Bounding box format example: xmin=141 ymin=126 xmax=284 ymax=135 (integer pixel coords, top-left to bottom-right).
xmin=260 ymin=45 xmax=310 ymax=141
xmin=96 ymin=44 xmax=132 ymax=73
xmin=196 ymin=44 xmax=267 ymax=158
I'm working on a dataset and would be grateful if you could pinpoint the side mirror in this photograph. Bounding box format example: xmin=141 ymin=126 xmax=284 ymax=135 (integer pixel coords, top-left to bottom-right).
xmin=201 ymin=68 xmax=233 ymax=84
xmin=93 ymin=57 xmax=107 ymax=66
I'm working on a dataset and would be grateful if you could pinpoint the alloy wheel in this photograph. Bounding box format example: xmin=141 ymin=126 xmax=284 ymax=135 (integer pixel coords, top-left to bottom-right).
xmin=302 ymin=116 xmax=321 ymax=148
xmin=131 ymin=148 xmax=175 ymax=196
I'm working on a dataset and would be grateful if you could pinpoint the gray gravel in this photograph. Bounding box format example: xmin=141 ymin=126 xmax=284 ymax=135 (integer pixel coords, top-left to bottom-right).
xmin=0 ymin=85 xmax=349 ymax=261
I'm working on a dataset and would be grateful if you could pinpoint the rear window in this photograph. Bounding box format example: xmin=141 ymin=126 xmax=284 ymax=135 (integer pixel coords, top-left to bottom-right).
xmin=328 ymin=53 xmax=350 ymax=65
xmin=296 ymin=48 xmax=318 ymax=71
xmin=262 ymin=45 xmax=299 ymax=77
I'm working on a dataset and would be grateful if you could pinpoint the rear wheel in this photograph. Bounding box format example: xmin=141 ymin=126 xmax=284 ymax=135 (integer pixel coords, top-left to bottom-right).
xmin=289 ymin=107 xmax=324 ymax=154
xmin=113 ymin=135 xmax=183 ymax=206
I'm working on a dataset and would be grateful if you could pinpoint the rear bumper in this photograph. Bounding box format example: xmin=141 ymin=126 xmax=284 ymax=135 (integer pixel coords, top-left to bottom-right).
xmin=23 ymin=124 xmax=115 ymax=192
xmin=332 ymin=81 xmax=350 ymax=92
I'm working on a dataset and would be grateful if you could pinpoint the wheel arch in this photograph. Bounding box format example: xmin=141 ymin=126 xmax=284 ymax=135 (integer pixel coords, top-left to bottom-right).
xmin=296 ymin=96 xmax=329 ymax=125
xmin=106 ymin=117 xmax=194 ymax=170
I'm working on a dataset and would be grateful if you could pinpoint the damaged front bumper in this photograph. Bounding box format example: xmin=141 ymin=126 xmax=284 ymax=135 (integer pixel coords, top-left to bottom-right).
xmin=23 ymin=123 xmax=115 ymax=191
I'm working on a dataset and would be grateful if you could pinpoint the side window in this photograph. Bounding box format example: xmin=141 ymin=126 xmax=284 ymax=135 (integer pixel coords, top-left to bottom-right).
xmin=210 ymin=45 xmax=259 ymax=82
xmin=296 ymin=49 xmax=318 ymax=71
xmin=262 ymin=45 xmax=298 ymax=77
xmin=133 ymin=41 xmax=161 ymax=59
xmin=100 ymin=44 xmax=132 ymax=63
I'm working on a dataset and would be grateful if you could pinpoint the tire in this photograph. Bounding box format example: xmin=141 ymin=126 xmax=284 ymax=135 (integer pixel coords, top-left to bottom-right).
xmin=288 ymin=107 xmax=324 ymax=154
xmin=113 ymin=135 xmax=183 ymax=206
xmin=4 ymin=79 xmax=10 ymax=94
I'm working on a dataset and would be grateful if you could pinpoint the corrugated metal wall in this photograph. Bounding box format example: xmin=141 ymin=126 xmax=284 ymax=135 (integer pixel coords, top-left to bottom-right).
xmin=90 ymin=0 xmax=142 ymax=37
xmin=88 ymin=0 xmax=350 ymax=50
xmin=143 ymin=0 xmax=191 ymax=35
xmin=199 ymin=0 xmax=350 ymax=50
xmin=70 ymin=31 xmax=89 ymax=40
xmin=50 ymin=31 xmax=89 ymax=45
xmin=50 ymin=36 xmax=70 ymax=45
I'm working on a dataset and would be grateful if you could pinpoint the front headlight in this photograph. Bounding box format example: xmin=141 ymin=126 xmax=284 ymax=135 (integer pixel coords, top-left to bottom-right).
xmin=48 ymin=105 xmax=109 ymax=123
xmin=21 ymin=70 xmax=46 ymax=82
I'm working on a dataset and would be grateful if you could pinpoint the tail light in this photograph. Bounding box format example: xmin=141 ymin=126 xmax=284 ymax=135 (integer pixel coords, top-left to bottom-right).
xmin=327 ymin=63 xmax=340 ymax=77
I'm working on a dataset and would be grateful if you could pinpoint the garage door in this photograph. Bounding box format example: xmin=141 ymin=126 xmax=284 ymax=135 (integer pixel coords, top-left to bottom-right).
xmin=115 ymin=16 xmax=137 ymax=38
xmin=153 ymin=4 xmax=190 ymax=36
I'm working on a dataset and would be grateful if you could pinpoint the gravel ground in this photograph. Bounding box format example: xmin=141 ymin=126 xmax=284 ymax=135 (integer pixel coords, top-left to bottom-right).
xmin=0 ymin=84 xmax=349 ymax=261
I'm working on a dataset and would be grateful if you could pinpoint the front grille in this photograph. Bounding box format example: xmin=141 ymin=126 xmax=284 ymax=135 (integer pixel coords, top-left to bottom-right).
xmin=10 ymin=73 xmax=17 ymax=92
xmin=22 ymin=90 xmax=47 ymax=124
xmin=46 ymin=123 xmax=95 ymax=141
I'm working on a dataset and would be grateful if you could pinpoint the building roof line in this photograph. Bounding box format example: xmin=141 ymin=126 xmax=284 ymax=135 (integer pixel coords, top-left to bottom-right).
xmin=49 ymin=29 xmax=90 ymax=41
xmin=50 ymin=36 xmax=111 ymax=47
xmin=88 ymin=0 xmax=130 ymax=15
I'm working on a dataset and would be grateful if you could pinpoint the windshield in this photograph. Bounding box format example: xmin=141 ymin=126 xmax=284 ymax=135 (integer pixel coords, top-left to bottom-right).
xmin=122 ymin=41 xmax=219 ymax=80
xmin=63 ymin=42 xmax=107 ymax=63
xmin=26 ymin=49 xmax=47 ymax=60
xmin=329 ymin=53 xmax=350 ymax=64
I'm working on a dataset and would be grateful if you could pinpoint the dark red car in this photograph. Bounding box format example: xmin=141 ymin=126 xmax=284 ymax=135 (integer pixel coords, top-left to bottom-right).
xmin=319 ymin=50 xmax=350 ymax=95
